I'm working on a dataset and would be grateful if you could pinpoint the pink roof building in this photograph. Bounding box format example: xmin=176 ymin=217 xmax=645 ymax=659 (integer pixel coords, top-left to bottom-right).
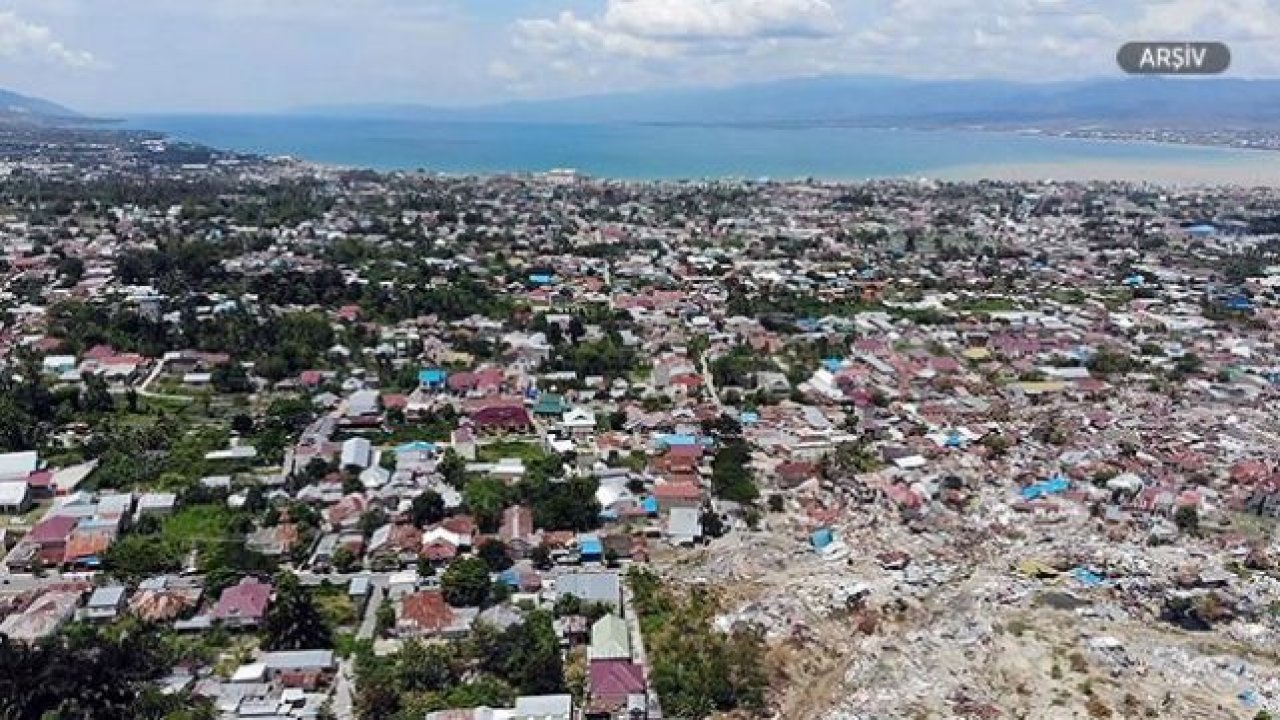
xmin=209 ymin=577 xmax=271 ymax=624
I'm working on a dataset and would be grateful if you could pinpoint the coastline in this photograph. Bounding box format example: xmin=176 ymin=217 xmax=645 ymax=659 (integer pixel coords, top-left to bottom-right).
xmin=929 ymin=158 xmax=1280 ymax=187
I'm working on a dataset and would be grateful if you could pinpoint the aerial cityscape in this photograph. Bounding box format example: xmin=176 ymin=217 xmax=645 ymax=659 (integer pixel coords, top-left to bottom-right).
xmin=3 ymin=2 xmax=1280 ymax=720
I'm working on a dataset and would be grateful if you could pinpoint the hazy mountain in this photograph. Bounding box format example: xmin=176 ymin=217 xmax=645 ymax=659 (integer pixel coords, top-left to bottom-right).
xmin=0 ymin=88 xmax=79 ymax=122
xmin=296 ymin=75 xmax=1280 ymax=129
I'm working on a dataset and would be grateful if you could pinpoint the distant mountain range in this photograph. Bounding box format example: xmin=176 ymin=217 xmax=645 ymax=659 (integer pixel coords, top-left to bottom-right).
xmin=296 ymin=75 xmax=1280 ymax=129
xmin=0 ymin=88 xmax=78 ymax=122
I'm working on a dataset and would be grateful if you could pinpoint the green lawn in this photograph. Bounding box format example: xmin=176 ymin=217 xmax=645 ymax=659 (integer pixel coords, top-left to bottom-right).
xmin=164 ymin=504 xmax=238 ymax=545
xmin=477 ymin=441 xmax=550 ymax=464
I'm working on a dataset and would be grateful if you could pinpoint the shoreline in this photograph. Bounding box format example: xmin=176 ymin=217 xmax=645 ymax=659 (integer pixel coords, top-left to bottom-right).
xmin=929 ymin=158 xmax=1280 ymax=187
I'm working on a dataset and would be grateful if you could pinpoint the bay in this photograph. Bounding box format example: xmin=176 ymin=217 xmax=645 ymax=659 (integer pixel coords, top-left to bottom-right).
xmin=124 ymin=115 xmax=1277 ymax=183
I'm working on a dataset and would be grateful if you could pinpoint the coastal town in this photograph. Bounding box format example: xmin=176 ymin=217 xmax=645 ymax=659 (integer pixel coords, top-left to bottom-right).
xmin=4 ymin=129 xmax=1280 ymax=720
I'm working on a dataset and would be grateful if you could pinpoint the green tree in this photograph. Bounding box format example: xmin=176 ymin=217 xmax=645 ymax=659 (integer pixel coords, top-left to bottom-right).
xmin=476 ymin=539 xmax=513 ymax=573
xmin=331 ymin=545 xmax=358 ymax=574
xmin=441 ymin=557 xmax=492 ymax=607
xmin=263 ymin=572 xmax=332 ymax=650
xmin=394 ymin=640 xmax=457 ymax=693
xmin=438 ymin=449 xmax=466 ymax=489
xmin=409 ymin=490 xmax=445 ymax=527
xmin=1175 ymin=506 xmax=1200 ymax=535
xmin=375 ymin=601 xmax=396 ymax=637
xmin=463 ymin=478 xmax=508 ymax=533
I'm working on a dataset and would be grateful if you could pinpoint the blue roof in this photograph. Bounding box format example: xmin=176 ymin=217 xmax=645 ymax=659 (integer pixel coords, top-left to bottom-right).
xmin=529 ymin=274 xmax=554 ymax=285
xmin=1187 ymin=223 xmax=1217 ymax=234
xmin=419 ymin=369 xmax=447 ymax=384
xmin=1122 ymin=274 xmax=1145 ymax=287
xmin=810 ymin=528 xmax=834 ymax=549
xmin=641 ymin=496 xmax=659 ymax=514
xmin=395 ymin=441 xmax=438 ymax=455
xmin=578 ymin=535 xmax=604 ymax=556
xmin=739 ymin=411 xmax=760 ymax=425
xmin=499 ymin=568 xmax=522 ymax=587
xmin=657 ymin=433 xmax=698 ymax=447
xmin=822 ymin=358 xmax=843 ymax=371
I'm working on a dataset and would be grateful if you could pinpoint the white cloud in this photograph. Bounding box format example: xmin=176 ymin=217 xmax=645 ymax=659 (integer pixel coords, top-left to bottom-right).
xmin=514 ymin=0 xmax=839 ymax=62
xmin=602 ymin=0 xmax=839 ymax=40
xmin=0 ymin=10 xmax=98 ymax=68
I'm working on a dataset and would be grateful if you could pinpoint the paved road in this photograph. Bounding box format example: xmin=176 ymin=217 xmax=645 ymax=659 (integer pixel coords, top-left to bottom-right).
xmin=134 ymin=358 xmax=194 ymax=403
xmin=331 ymin=658 xmax=355 ymax=719
xmin=356 ymin=585 xmax=384 ymax=640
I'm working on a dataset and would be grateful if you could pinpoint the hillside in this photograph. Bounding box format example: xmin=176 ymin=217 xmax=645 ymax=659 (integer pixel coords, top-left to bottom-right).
xmin=0 ymin=88 xmax=79 ymax=122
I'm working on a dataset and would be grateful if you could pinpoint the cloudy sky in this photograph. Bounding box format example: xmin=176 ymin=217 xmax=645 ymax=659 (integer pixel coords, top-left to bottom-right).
xmin=1 ymin=0 xmax=1278 ymax=113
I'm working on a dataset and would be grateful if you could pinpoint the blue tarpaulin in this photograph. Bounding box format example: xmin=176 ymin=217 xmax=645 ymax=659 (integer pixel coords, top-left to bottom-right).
xmin=810 ymin=528 xmax=834 ymax=549
xmin=641 ymin=497 xmax=659 ymax=515
xmin=418 ymin=369 xmax=447 ymax=387
xmin=1021 ymin=475 xmax=1070 ymax=500
xmin=822 ymin=358 xmax=844 ymax=371
xmin=1072 ymin=568 xmax=1104 ymax=587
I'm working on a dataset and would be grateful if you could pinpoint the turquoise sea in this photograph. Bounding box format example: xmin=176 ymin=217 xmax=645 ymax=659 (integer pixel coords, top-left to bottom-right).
xmin=124 ymin=115 xmax=1276 ymax=183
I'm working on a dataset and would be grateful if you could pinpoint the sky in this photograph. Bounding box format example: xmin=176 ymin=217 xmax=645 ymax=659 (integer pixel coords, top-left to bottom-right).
xmin=0 ymin=0 xmax=1278 ymax=114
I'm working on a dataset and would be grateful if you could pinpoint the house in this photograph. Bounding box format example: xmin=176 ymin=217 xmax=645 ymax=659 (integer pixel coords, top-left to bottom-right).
xmin=64 ymin=530 xmax=114 ymax=569
xmin=398 ymin=590 xmax=475 ymax=638
xmin=587 ymin=660 xmax=647 ymax=718
xmin=0 ymin=589 xmax=83 ymax=643
xmin=0 ymin=450 xmax=39 ymax=481
xmin=666 ymin=507 xmax=703 ymax=546
xmin=260 ymin=649 xmax=336 ymax=689
xmin=559 ymin=407 xmax=598 ymax=438
xmin=469 ymin=405 xmax=533 ymax=434
xmin=24 ymin=514 xmax=78 ymax=566
xmin=650 ymin=482 xmax=703 ymax=513
xmin=556 ymin=572 xmax=622 ymax=609
xmin=533 ymin=393 xmax=569 ymax=417
xmin=136 ymin=492 xmax=177 ymax=518
xmin=209 ymin=577 xmax=272 ymax=628
xmin=85 ymin=586 xmax=126 ymax=622
xmin=512 ymin=695 xmax=574 ymax=720
xmin=0 ymin=481 xmax=32 ymax=515
xmin=341 ymin=438 xmax=374 ymax=470
xmin=588 ymin=615 xmax=631 ymax=661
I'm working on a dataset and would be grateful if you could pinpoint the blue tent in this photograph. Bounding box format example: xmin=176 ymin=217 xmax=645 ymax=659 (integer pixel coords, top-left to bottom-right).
xmin=810 ymin=528 xmax=834 ymax=549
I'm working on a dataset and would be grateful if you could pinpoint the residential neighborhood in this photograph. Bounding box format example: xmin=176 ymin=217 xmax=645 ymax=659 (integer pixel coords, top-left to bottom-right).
xmin=3 ymin=132 xmax=1280 ymax=719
